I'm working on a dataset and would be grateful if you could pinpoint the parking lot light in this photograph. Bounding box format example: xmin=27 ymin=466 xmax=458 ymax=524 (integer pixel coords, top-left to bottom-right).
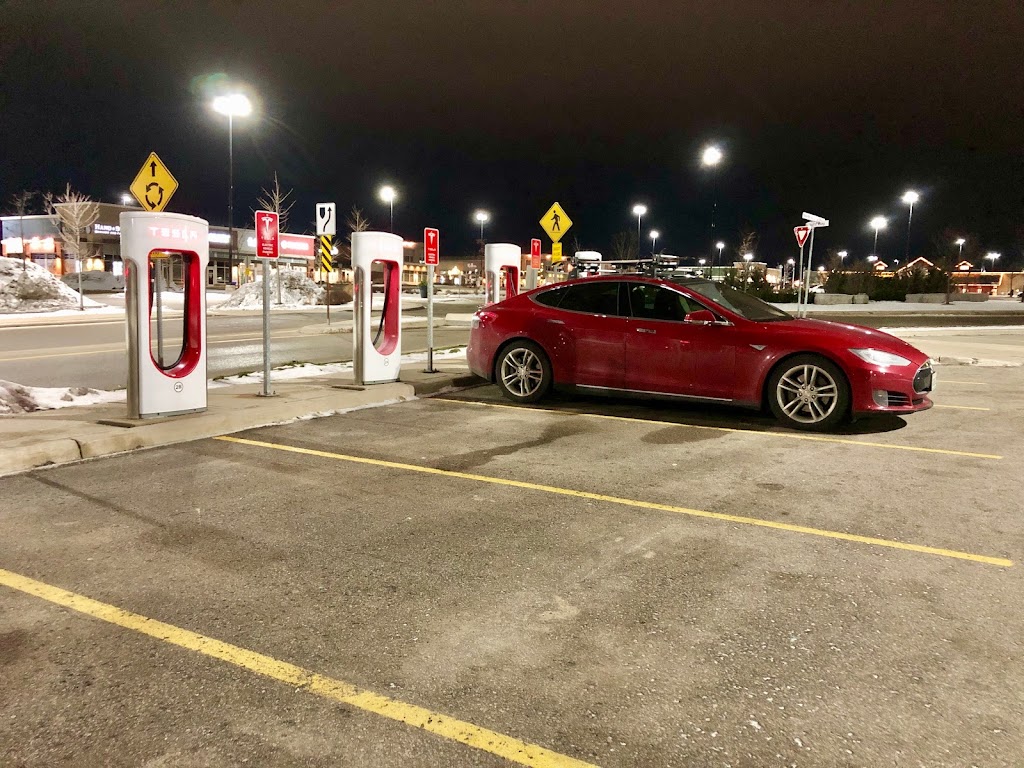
xmin=870 ymin=215 xmax=887 ymax=259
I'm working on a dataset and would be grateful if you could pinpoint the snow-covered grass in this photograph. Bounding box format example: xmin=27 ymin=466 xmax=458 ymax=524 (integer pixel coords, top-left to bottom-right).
xmin=221 ymin=272 xmax=324 ymax=309
xmin=0 ymin=257 xmax=101 ymax=313
xmin=0 ymin=380 xmax=125 ymax=414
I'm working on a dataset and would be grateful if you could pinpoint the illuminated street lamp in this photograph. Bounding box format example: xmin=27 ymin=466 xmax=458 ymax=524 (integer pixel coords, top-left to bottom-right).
xmin=378 ymin=185 xmax=397 ymax=232
xmin=701 ymin=145 xmax=723 ymax=167
xmin=869 ymin=215 xmax=887 ymax=259
xmin=632 ymin=204 xmax=647 ymax=259
xmin=649 ymin=229 xmax=660 ymax=256
xmin=121 ymin=193 xmax=133 ymax=206
xmin=901 ymin=190 xmax=920 ymax=261
xmin=985 ymin=251 xmax=1000 ymax=272
xmin=715 ymin=240 xmax=725 ymax=274
xmin=212 ymin=91 xmax=254 ymax=280
xmin=838 ymin=250 xmax=848 ymax=263
xmin=742 ymin=252 xmax=754 ymax=288
xmin=473 ymin=209 xmax=490 ymax=241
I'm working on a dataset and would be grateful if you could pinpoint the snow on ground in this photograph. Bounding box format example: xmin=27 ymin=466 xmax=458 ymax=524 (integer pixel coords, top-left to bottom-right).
xmin=211 ymin=347 xmax=468 ymax=387
xmin=0 ymin=257 xmax=102 ymax=313
xmin=0 ymin=380 xmax=125 ymax=415
xmin=772 ymin=299 xmax=1024 ymax=313
xmin=221 ymin=272 xmax=324 ymax=309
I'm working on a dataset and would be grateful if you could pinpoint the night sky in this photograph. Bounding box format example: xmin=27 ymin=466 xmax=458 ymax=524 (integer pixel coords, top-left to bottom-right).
xmin=2 ymin=1 xmax=1022 ymax=266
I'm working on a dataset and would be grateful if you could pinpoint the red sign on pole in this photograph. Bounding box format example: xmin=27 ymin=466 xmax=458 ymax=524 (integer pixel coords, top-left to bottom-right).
xmin=530 ymin=238 xmax=542 ymax=269
xmin=424 ymin=227 xmax=439 ymax=265
xmin=793 ymin=226 xmax=811 ymax=248
xmin=256 ymin=211 xmax=280 ymax=259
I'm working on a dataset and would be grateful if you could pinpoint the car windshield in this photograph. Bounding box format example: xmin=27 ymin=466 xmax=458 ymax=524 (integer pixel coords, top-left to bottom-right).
xmin=683 ymin=281 xmax=792 ymax=322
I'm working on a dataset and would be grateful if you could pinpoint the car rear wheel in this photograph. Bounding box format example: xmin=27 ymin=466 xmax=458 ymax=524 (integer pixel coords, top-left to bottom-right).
xmin=768 ymin=354 xmax=850 ymax=431
xmin=495 ymin=340 xmax=552 ymax=403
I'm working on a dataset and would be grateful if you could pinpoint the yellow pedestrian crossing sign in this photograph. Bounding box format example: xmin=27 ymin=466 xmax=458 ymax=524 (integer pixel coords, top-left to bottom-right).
xmin=130 ymin=152 xmax=179 ymax=212
xmin=539 ymin=202 xmax=572 ymax=243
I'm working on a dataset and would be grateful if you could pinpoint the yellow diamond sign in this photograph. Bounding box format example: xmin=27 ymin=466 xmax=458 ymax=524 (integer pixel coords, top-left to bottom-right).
xmin=130 ymin=152 xmax=179 ymax=212
xmin=539 ymin=202 xmax=572 ymax=243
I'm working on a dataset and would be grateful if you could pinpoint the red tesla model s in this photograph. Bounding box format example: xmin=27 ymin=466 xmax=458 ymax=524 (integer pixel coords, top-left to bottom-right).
xmin=467 ymin=276 xmax=934 ymax=431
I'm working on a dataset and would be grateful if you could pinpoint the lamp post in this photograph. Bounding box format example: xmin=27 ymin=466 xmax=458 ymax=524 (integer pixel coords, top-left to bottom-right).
xmin=474 ymin=209 xmax=490 ymax=241
xmin=787 ymin=258 xmax=795 ymax=287
xmin=701 ymin=144 xmax=724 ymax=263
xmin=631 ymin=204 xmax=646 ymax=262
xmin=698 ymin=257 xmax=706 ymax=277
xmin=838 ymin=250 xmax=848 ymax=265
xmin=985 ymin=252 xmax=1000 ymax=295
xmin=743 ymin=252 xmax=754 ymax=290
xmin=946 ymin=238 xmax=965 ymax=304
xmin=121 ymin=193 xmax=133 ymax=206
xmin=212 ymin=92 xmax=253 ymax=285
xmin=901 ymin=190 xmax=919 ymax=262
xmin=378 ymin=185 xmax=396 ymax=232
xmin=869 ymin=216 xmax=887 ymax=260
xmin=650 ymin=229 xmax=659 ymax=257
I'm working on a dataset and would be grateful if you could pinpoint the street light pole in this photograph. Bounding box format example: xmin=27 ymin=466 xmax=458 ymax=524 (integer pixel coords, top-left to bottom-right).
xmin=212 ymin=92 xmax=253 ymax=287
xmin=715 ymin=241 xmax=724 ymax=279
xmin=631 ymin=204 xmax=647 ymax=271
xmin=650 ymin=230 xmax=659 ymax=257
xmin=901 ymin=190 xmax=919 ymax=262
xmin=379 ymin=185 xmax=397 ymax=232
xmin=870 ymin=216 xmax=887 ymax=261
xmin=946 ymin=238 xmax=965 ymax=305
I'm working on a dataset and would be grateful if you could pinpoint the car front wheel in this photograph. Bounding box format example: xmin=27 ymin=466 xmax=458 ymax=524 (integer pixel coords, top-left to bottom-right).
xmin=768 ymin=354 xmax=850 ymax=431
xmin=495 ymin=340 xmax=552 ymax=403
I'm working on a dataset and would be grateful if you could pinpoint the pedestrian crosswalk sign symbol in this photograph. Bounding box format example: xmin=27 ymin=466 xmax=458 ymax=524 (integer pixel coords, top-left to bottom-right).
xmin=539 ymin=202 xmax=572 ymax=243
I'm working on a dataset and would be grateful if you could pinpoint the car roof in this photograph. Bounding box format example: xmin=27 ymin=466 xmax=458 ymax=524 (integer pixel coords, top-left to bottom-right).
xmin=540 ymin=274 xmax=710 ymax=289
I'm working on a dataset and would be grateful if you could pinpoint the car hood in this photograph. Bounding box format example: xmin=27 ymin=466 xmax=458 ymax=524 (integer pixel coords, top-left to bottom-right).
xmin=771 ymin=317 xmax=928 ymax=361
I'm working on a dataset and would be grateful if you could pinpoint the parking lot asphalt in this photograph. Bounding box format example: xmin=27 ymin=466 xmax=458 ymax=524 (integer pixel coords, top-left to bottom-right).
xmin=2 ymin=360 xmax=1023 ymax=767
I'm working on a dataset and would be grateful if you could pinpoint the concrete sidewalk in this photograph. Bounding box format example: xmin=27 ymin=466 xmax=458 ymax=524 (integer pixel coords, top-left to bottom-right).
xmin=0 ymin=361 xmax=482 ymax=478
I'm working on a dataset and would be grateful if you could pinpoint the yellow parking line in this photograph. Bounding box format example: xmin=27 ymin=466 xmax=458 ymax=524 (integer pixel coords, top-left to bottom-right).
xmin=215 ymin=436 xmax=1013 ymax=568
xmin=436 ymin=399 xmax=1003 ymax=461
xmin=934 ymin=404 xmax=991 ymax=412
xmin=0 ymin=567 xmax=596 ymax=768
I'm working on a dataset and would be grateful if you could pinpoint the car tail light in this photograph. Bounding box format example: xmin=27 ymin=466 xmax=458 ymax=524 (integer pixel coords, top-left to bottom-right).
xmin=472 ymin=310 xmax=497 ymax=329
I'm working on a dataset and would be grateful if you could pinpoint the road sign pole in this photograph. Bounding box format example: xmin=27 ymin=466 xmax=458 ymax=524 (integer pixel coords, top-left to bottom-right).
xmin=425 ymin=264 xmax=437 ymax=373
xmin=276 ymin=261 xmax=282 ymax=305
xmin=804 ymin=228 xmax=817 ymax=318
xmin=797 ymin=242 xmax=806 ymax=317
xmin=260 ymin=259 xmax=274 ymax=397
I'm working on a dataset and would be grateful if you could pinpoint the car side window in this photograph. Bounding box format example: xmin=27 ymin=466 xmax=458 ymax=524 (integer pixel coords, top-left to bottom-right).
xmin=533 ymin=286 xmax=567 ymax=308
xmin=557 ymin=282 xmax=622 ymax=316
xmin=627 ymin=284 xmax=705 ymax=322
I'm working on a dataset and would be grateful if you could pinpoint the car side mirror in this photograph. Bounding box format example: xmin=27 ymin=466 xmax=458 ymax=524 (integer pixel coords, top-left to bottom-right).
xmin=684 ymin=309 xmax=716 ymax=325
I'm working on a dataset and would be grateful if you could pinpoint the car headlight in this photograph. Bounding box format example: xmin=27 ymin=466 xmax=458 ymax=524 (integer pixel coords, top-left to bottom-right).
xmin=849 ymin=348 xmax=912 ymax=367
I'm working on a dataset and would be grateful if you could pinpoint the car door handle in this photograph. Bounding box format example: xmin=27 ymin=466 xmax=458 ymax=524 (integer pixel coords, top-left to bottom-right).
xmin=546 ymin=318 xmax=565 ymax=325
xmin=635 ymin=327 xmax=656 ymax=334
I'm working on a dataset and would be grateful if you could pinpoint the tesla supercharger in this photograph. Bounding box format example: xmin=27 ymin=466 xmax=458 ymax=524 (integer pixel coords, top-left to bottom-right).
xmin=353 ymin=231 xmax=404 ymax=385
xmin=120 ymin=212 xmax=209 ymax=419
xmin=484 ymin=243 xmax=522 ymax=305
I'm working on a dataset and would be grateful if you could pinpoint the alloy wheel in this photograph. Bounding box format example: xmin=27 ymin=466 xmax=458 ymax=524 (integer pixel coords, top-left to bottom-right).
xmin=500 ymin=347 xmax=545 ymax=398
xmin=775 ymin=363 xmax=839 ymax=424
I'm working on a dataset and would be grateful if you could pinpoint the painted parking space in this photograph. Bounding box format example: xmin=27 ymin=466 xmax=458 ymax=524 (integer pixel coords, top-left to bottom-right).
xmin=2 ymin=368 xmax=1023 ymax=766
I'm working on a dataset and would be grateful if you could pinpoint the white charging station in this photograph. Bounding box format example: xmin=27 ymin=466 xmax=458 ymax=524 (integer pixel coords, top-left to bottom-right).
xmin=120 ymin=212 xmax=209 ymax=419
xmin=353 ymin=231 xmax=404 ymax=385
xmin=484 ymin=243 xmax=522 ymax=305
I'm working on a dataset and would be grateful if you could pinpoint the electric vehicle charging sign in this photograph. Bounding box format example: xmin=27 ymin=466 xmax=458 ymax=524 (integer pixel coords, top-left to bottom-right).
xmin=424 ymin=228 xmax=439 ymax=265
xmin=130 ymin=152 xmax=179 ymax=213
xmin=256 ymin=211 xmax=279 ymax=259
xmin=530 ymin=238 xmax=542 ymax=269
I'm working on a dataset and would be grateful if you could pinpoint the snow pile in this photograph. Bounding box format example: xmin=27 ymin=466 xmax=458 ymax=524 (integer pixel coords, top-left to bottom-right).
xmin=0 ymin=380 xmax=124 ymax=415
xmin=0 ymin=257 xmax=101 ymax=313
xmin=221 ymin=272 xmax=324 ymax=309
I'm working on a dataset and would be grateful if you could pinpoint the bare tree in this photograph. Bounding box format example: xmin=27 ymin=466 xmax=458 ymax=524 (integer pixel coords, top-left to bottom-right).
xmin=53 ymin=184 xmax=99 ymax=310
xmin=255 ymin=172 xmax=295 ymax=232
xmin=610 ymin=231 xmax=638 ymax=262
xmin=255 ymin=172 xmax=296 ymax=303
xmin=736 ymin=228 xmax=758 ymax=260
xmin=5 ymin=190 xmax=36 ymax=270
xmin=334 ymin=206 xmax=371 ymax=271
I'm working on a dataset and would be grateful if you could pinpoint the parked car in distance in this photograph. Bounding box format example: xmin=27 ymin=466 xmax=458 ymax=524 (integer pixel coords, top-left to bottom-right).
xmin=60 ymin=270 xmax=125 ymax=293
xmin=468 ymin=276 xmax=933 ymax=431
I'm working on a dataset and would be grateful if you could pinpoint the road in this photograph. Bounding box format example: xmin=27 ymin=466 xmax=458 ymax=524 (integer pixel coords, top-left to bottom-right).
xmin=0 ymin=301 xmax=478 ymax=390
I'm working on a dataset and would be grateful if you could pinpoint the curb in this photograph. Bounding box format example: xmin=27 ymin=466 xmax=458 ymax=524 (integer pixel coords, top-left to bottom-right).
xmin=408 ymin=374 xmax=485 ymax=396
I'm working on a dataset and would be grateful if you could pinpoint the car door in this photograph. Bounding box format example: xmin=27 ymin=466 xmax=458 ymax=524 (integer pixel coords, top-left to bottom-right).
xmin=624 ymin=283 xmax=737 ymax=398
xmin=544 ymin=281 xmax=628 ymax=389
